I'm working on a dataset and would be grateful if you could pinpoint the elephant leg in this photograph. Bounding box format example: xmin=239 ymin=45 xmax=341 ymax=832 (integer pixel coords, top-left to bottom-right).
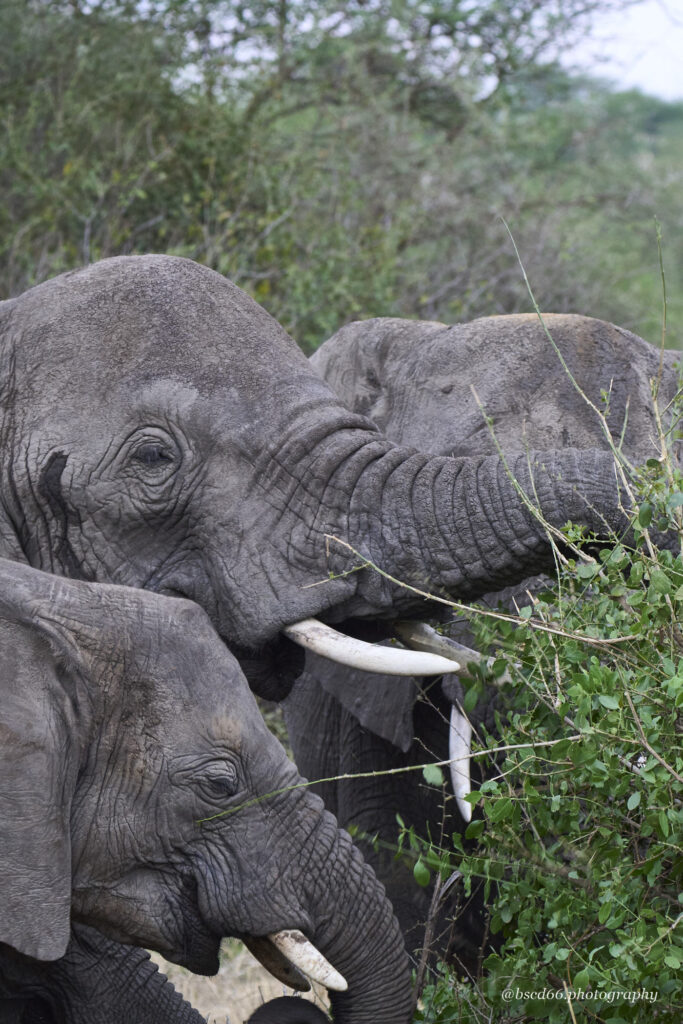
xmin=334 ymin=685 xmax=459 ymax=962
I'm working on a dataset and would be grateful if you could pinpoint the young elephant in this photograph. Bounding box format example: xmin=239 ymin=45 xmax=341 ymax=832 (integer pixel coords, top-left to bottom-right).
xmin=0 ymin=559 xmax=411 ymax=1024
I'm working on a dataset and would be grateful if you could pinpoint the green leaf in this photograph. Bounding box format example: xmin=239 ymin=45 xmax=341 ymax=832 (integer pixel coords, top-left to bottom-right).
xmin=489 ymin=797 xmax=514 ymax=822
xmin=465 ymin=819 xmax=486 ymax=840
xmin=413 ymin=858 xmax=431 ymax=888
xmin=463 ymin=685 xmax=479 ymax=714
xmin=650 ymin=570 xmax=672 ymax=594
xmin=598 ymin=694 xmax=620 ymax=710
xmin=422 ymin=763 xmax=444 ymax=786
xmin=638 ymin=502 xmax=653 ymax=527
xmin=598 ymin=902 xmax=612 ymax=924
xmin=627 ymin=791 xmax=641 ymax=810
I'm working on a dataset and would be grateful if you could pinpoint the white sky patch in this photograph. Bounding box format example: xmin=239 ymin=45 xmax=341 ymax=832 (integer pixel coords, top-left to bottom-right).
xmin=564 ymin=0 xmax=683 ymax=100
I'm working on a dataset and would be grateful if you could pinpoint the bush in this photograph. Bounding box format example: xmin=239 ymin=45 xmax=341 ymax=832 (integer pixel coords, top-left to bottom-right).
xmin=414 ymin=404 xmax=683 ymax=1022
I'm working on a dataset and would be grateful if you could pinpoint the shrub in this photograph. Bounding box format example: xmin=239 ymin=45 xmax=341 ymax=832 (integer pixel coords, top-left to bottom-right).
xmin=414 ymin=401 xmax=683 ymax=1023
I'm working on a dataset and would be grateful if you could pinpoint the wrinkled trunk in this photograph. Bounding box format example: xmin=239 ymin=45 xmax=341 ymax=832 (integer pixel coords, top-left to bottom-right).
xmin=5 ymin=925 xmax=204 ymax=1024
xmin=293 ymin=429 xmax=625 ymax=620
xmin=298 ymin=810 xmax=413 ymax=1024
xmin=214 ymin=753 xmax=414 ymax=1024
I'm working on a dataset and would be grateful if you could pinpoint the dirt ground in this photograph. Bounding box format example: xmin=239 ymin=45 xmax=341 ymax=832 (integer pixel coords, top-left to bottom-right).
xmin=149 ymin=941 xmax=330 ymax=1024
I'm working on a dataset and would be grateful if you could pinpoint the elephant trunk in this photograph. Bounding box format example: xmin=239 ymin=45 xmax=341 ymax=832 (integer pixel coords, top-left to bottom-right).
xmin=299 ymin=811 xmax=414 ymax=1024
xmin=307 ymin=436 xmax=626 ymax=617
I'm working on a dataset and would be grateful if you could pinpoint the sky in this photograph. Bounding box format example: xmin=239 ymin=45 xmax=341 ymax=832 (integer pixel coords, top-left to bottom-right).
xmin=566 ymin=0 xmax=683 ymax=100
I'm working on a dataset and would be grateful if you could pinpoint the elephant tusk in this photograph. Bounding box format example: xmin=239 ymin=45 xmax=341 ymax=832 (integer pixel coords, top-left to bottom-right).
xmin=449 ymin=704 xmax=473 ymax=823
xmin=243 ymin=936 xmax=311 ymax=992
xmin=394 ymin=620 xmax=477 ymax=665
xmin=393 ymin=622 xmax=473 ymax=819
xmin=268 ymin=930 xmax=348 ymax=992
xmin=283 ymin=618 xmax=460 ymax=676
xmin=395 ymin=620 xmax=513 ymax=685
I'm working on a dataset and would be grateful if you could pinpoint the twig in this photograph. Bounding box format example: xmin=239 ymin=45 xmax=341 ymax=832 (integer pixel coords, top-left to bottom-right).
xmin=411 ymin=871 xmax=444 ymax=1016
xmin=624 ymin=690 xmax=683 ymax=783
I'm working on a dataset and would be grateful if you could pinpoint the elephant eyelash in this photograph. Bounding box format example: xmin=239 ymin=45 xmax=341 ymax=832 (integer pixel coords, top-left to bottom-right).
xmin=170 ymin=757 xmax=241 ymax=803
xmin=131 ymin=442 xmax=176 ymax=467
xmin=201 ymin=764 xmax=239 ymax=796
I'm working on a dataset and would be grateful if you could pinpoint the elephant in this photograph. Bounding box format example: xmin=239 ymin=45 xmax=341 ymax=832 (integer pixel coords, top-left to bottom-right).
xmin=283 ymin=312 xmax=682 ymax=970
xmin=0 ymin=557 xmax=410 ymax=1024
xmin=0 ymin=256 xmax=633 ymax=679
xmin=0 ymin=257 xmax=649 ymax=1008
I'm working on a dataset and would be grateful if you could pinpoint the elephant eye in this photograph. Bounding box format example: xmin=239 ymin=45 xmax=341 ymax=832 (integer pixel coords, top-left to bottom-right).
xmin=201 ymin=762 xmax=239 ymax=799
xmin=132 ymin=442 xmax=175 ymax=468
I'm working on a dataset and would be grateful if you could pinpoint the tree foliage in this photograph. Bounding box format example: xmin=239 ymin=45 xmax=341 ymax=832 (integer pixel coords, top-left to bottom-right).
xmin=2 ymin=0 xmax=682 ymax=348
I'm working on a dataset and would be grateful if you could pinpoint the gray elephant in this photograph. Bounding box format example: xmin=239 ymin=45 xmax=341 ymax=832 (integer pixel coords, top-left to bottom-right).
xmin=0 ymin=558 xmax=409 ymax=1024
xmin=283 ymin=312 xmax=682 ymax=969
xmin=0 ymin=256 xmax=631 ymax=678
xmin=0 ymin=258 xmax=646 ymax=1008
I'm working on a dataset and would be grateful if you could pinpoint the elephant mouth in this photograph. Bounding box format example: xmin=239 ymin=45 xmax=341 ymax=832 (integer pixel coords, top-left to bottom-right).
xmin=163 ymin=918 xmax=222 ymax=975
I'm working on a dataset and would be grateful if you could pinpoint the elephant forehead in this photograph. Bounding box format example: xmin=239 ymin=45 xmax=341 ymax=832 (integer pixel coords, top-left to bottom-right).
xmin=9 ymin=255 xmax=312 ymax=391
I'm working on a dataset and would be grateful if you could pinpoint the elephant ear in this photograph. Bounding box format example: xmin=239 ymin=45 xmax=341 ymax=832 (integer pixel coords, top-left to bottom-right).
xmin=0 ymin=563 xmax=84 ymax=961
xmin=314 ymin=653 xmax=417 ymax=752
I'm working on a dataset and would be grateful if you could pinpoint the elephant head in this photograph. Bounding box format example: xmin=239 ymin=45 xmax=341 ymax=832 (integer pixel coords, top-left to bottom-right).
xmin=283 ymin=312 xmax=681 ymax=966
xmin=307 ymin=312 xmax=682 ymax=749
xmin=312 ymin=312 xmax=681 ymax=461
xmin=0 ymin=258 xmax=634 ymax=700
xmin=0 ymin=558 xmax=412 ymax=1024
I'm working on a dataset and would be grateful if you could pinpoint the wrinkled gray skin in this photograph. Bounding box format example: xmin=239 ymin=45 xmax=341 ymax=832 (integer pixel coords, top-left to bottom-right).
xmin=1 ymin=925 xmax=202 ymax=1024
xmin=0 ymin=259 xmax=642 ymax=1007
xmin=285 ymin=313 xmax=681 ymax=968
xmin=0 ymin=559 xmax=407 ymax=1024
xmin=0 ymin=258 xmax=631 ymax=658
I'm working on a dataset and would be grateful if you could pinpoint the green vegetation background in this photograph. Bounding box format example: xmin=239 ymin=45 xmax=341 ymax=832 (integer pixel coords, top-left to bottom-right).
xmin=2 ymin=0 xmax=682 ymax=351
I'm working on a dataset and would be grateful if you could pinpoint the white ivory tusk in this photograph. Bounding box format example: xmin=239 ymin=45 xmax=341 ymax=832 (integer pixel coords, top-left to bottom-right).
xmin=268 ymin=930 xmax=348 ymax=992
xmin=449 ymin=704 xmax=472 ymax=823
xmin=284 ymin=618 xmax=460 ymax=676
xmin=393 ymin=621 xmax=473 ymax=819
xmin=394 ymin=621 xmax=478 ymax=666
xmin=243 ymin=936 xmax=311 ymax=992
xmin=395 ymin=620 xmax=513 ymax=685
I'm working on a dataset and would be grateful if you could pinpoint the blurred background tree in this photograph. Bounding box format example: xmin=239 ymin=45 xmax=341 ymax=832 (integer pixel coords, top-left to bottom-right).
xmin=1 ymin=0 xmax=681 ymax=348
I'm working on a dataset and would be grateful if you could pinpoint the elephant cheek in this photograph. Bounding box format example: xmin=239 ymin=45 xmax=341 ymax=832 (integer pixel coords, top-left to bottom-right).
xmin=72 ymin=873 xmax=220 ymax=972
